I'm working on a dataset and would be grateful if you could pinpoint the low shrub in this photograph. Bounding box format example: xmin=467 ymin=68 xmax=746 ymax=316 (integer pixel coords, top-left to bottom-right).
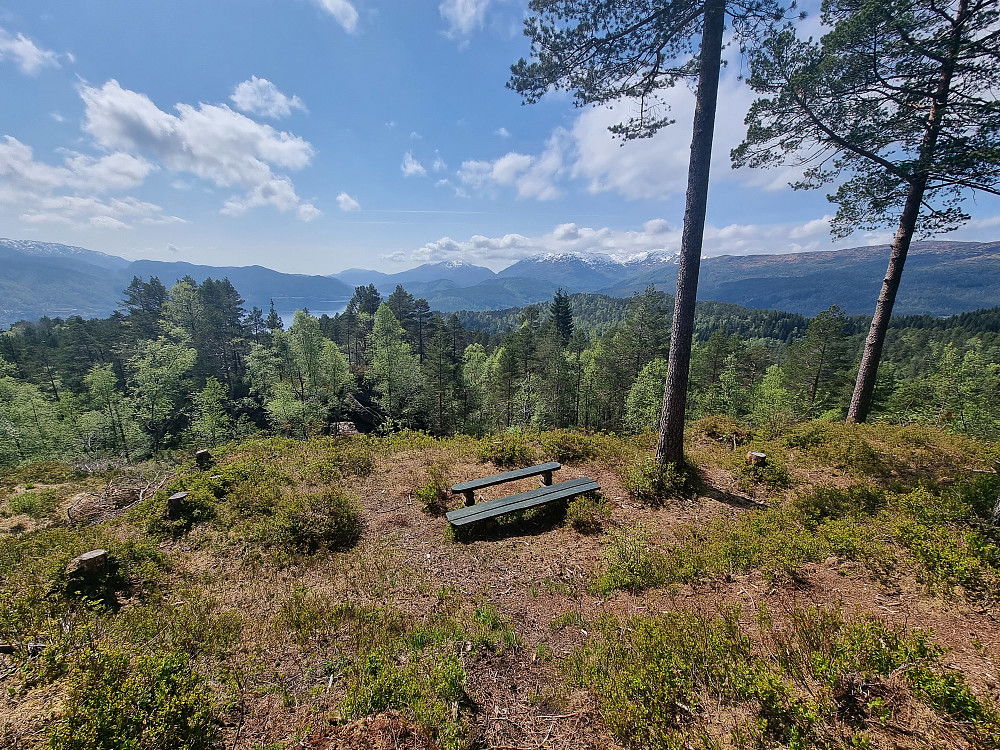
xmin=477 ymin=431 xmax=536 ymax=468
xmin=566 ymin=493 xmax=610 ymax=534
xmin=273 ymin=489 xmax=362 ymax=553
xmin=620 ymin=456 xmax=689 ymax=505
xmin=414 ymin=463 xmax=452 ymax=516
xmin=570 ymin=606 xmax=1000 ymax=750
xmin=592 ymin=526 xmax=668 ymax=595
xmin=5 ymin=488 xmax=62 ymax=519
xmin=538 ymin=429 xmax=600 ymax=462
xmin=48 ymin=646 xmax=216 ymax=750
xmin=0 ymin=461 xmax=84 ymax=487
xmin=692 ymin=415 xmax=753 ymax=447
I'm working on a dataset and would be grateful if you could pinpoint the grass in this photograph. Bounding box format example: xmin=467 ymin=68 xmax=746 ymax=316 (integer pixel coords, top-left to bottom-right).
xmin=1 ymin=424 xmax=998 ymax=750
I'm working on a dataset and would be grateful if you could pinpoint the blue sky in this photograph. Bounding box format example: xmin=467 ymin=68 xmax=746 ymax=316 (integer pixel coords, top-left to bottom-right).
xmin=1 ymin=0 xmax=998 ymax=275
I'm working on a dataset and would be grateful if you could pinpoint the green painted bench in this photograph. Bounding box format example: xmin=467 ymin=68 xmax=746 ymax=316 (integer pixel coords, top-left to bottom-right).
xmin=450 ymin=461 xmax=561 ymax=507
xmin=446 ymin=463 xmax=600 ymax=527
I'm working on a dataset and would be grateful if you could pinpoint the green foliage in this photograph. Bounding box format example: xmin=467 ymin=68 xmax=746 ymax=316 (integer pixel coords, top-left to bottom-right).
xmin=571 ymin=606 xmax=1000 ymax=750
xmin=624 ymin=358 xmax=669 ymax=434
xmin=538 ymin=428 xmax=599 ymax=462
xmin=566 ymin=492 xmax=610 ymax=534
xmin=414 ymin=463 xmax=452 ymax=516
xmin=48 ymin=647 xmax=216 ymax=750
xmin=4 ymin=487 xmax=62 ymax=518
xmin=592 ymin=526 xmax=668 ymax=595
xmin=477 ymin=430 xmax=536 ymax=467
xmin=620 ymin=456 xmax=689 ymax=505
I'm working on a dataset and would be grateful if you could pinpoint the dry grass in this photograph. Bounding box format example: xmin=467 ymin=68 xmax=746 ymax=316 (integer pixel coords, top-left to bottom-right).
xmin=1 ymin=423 xmax=998 ymax=749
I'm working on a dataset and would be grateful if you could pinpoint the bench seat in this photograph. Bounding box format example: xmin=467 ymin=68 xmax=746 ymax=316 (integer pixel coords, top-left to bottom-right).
xmin=451 ymin=461 xmax=561 ymax=505
xmin=446 ymin=476 xmax=600 ymax=527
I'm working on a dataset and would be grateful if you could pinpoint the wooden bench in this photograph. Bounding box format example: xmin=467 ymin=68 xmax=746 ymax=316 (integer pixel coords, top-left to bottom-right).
xmin=446 ymin=462 xmax=601 ymax=528
xmin=451 ymin=461 xmax=561 ymax=506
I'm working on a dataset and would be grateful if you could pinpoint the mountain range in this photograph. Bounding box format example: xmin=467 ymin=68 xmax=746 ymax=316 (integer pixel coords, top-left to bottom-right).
xmin=1 ymin=237 xmax=998 ymax=328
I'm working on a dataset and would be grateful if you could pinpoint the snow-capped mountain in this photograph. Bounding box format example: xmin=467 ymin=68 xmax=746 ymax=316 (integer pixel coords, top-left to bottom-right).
xmin=497 ymin=250 xmax=680 ymax=288
xmin=0 ymin=238 xmax=130 ymax=271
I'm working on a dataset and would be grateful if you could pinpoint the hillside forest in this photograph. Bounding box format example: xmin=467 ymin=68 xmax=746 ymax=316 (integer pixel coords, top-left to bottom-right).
xmin=1 ymin=275 xmax=998 ymax=466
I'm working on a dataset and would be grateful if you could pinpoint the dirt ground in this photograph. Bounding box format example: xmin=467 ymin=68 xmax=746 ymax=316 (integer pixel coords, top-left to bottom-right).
xmin=3 ymin=438 xmax=998 ymax=749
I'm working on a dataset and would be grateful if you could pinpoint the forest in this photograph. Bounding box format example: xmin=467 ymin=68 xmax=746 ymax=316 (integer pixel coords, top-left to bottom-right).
xmin=2 ymin=273 xmax=998 ymax=469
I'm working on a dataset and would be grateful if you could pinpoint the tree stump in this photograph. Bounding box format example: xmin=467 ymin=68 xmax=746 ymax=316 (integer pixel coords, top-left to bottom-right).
xmin=65 ymin=549 xmax=109 ymax=577
xmin=167 ymin=491 xmax=189 ymax=517
xmin=746 ymin=451 xmax=767 ymax=467
xmin=195 ymin=449 xmax=214 ymax=470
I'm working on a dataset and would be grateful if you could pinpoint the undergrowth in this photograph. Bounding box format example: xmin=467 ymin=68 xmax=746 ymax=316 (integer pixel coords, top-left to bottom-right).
xmin=571 ymin=605 xmax=1000 ymax=750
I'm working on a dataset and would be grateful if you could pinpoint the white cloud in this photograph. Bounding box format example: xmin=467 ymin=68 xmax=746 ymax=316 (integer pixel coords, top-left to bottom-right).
xmin=440 ymin=0 xmax=491 ymax=36
xmin=432 ymin=152 xmax=447 ymax=172
xmin=378 ymin=251 xmax=408 ymax=262
xmin=231 ymin=77 xmax=306 ymax=119
xmin=458 ymin=131 xmax=567 ymax=200
xmin=456 ymin=74 xmax=807 ymax=203
xmin=0 ymin=136 xmax=179 ymax=229
xmin=401 ymin=151 xmax=427 ymax=177
xmin=407 ymin=215 xmax=849 ymax=269
xmin=221 ymin=177 xmax=319 ymax=219
xmin=337 ymin=191 xmax=361 ymax=211
xmin=16 ymin=194 xmax=181 ymax=231
xmin=0 ymin=27 xmax=59 ymax=75
xmin=312 ymin=0 xmax=359 ymax=32
xmin=80 ymin=79 xmax=318 ymax=219
xmin=495 ymin=127 xmax=511 ymax=138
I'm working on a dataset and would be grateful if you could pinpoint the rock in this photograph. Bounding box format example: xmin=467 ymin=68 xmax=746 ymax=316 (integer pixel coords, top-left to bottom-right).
xmin=746 ymin=451 xmax=767 ymax=466
xmin=65 ymin=549 xmax=109 ymax=577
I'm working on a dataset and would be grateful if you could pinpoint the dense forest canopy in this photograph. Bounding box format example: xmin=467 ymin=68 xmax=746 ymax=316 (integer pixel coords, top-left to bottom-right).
xmin=1 ymin=274 xmax=997 ymax=468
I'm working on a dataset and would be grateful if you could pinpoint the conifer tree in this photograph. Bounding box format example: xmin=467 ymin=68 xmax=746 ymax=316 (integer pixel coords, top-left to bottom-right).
xmin=735 ymin=0 xmax=1000 ymax=422
xmin=510 ymin=0 xmax=785 ymax=465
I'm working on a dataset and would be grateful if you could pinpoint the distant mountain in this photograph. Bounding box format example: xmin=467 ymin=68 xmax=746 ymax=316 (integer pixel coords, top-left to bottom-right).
xmin=0 ymin=238 xmax=130 ymax=271
xmin=124 ymin=260 xmax=352 ymax=316
xmin=420 ymin=277 xmax=562 ymax=312
xmin=2 ymin=237 xmax=998 ymax=327
xmin=0 ymin=241 xmax=352 ymax=327
xmin=333 ymin=260 xmax=496 ymax=294
xmin=0 ymin=243 xmax=124 ymax=323
xmin=601 ymin=241 xmax=1000 ymax=317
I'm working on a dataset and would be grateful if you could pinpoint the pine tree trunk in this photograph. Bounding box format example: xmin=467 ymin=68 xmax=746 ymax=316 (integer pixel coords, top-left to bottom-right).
xmin=846 ymin=6 xmax=961 ymax=423
xmin=846 ymin=180 xmax=924 ymax=422
xmin=656 ymin=0 xmax=725 ymax=465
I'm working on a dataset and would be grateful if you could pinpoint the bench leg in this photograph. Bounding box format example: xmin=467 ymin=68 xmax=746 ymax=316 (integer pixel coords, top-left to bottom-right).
xmin=540 ymin=470 xmax=553 ymax=487
xmin=462 ymin=490 xmax=476 ymax=507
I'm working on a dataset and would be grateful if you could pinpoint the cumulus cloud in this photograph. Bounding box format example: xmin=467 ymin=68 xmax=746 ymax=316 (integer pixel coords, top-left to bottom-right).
xmin=495 ymin=127 xmax=511 ymax=138
xmin=231 ymin=77 xmax=306 ymax=119
xmin=337 ymin=191 xmax=361 ymax=211
xmin=406 ymin=215 xmax=847 ymax=269
xmin=458 ymin=131 xmax=567 ymax=200
xmin=378 ymin=251 xmax=408 ymax=263
xmin=440 ymin=0 xmax=491 ymax=36
xmin=312 ymin=0 xmax=359 ymax=32
xmin=0 ymin=27 xmax=59 ymax=75
xmin=17 ymin=194 xmax=181 ymax=231
xmin=79 ymin=79 xmax=318 ymax=218
xmin=456 ymin=74 xmax=808 ymax=203
xmin=401 ymin=151 xmax=426 ymax=177
xmin=0 ymin=136 xmax=183 ymax=229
